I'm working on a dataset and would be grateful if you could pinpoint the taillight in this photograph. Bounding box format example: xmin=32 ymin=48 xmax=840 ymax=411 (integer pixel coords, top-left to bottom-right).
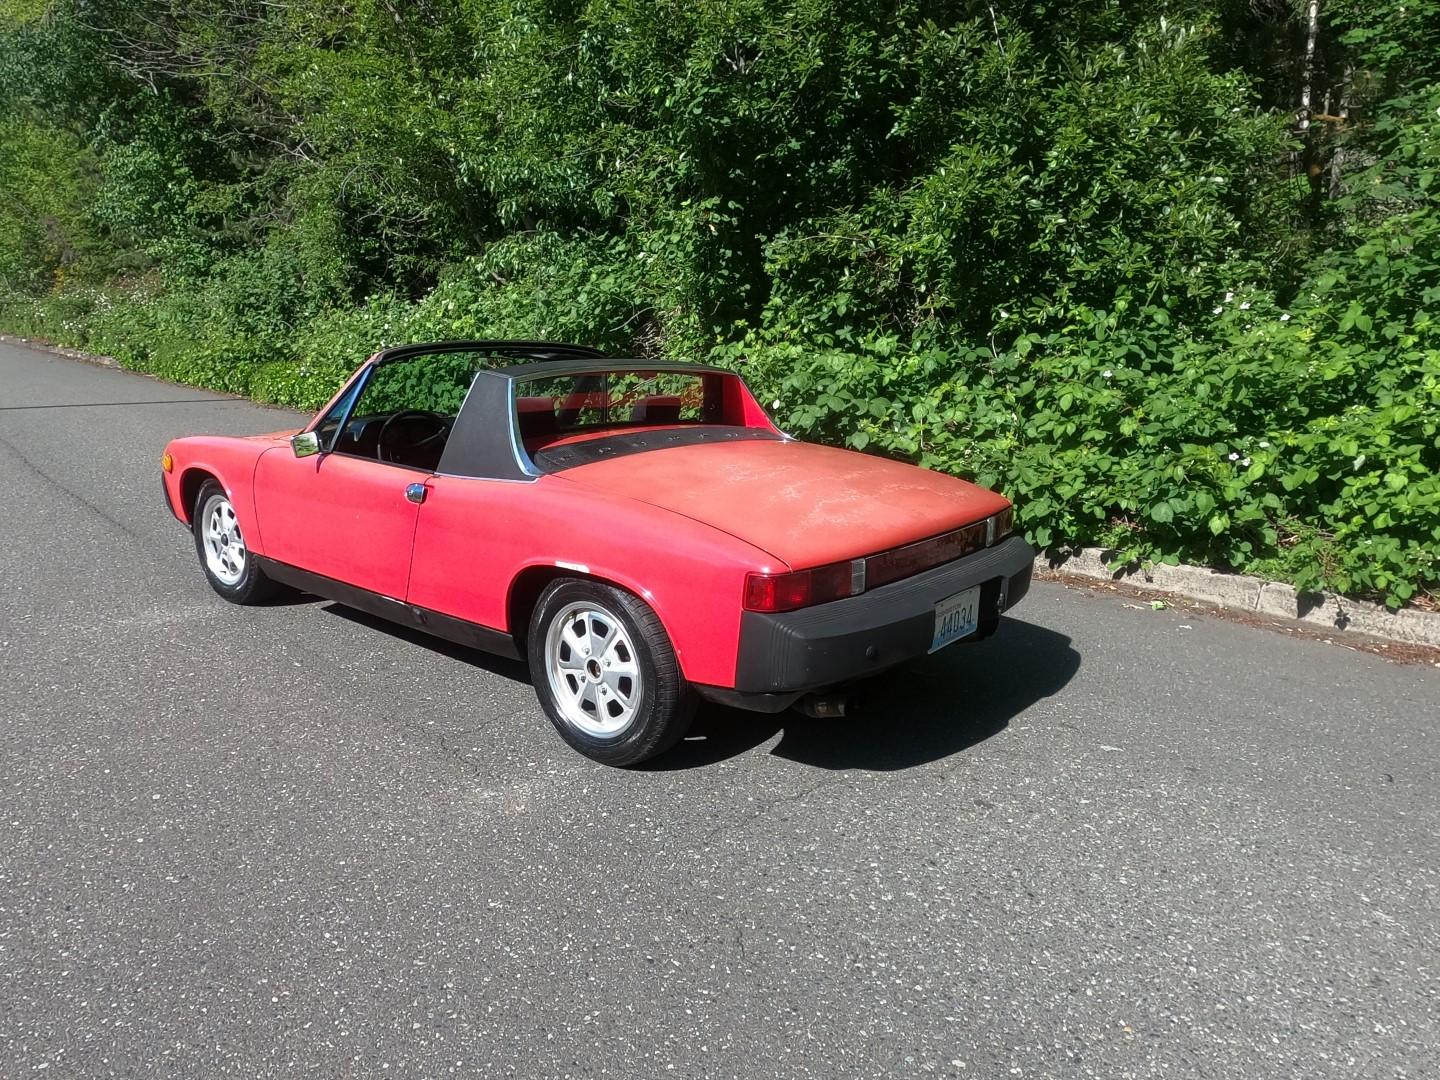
xmin=744 ymin=504 xmax=1016 ymax=612
xmin=866 ymin=520 xmax=989 ymax=589
xmin=743 ymin=560 xmax=861 ymax=613
xmin=991 ymin=504 xmax=1014 ymax=542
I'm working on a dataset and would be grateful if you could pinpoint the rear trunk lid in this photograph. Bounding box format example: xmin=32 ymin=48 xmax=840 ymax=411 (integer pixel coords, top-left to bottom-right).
xmin=554 ymin=438 xmax=1009 ymax=568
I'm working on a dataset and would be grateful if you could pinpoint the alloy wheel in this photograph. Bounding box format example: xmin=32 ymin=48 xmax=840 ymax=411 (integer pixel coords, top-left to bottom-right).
xmin=544 ymin=602 xmax=643 ymax=737
xmin=200 ymin=492 xmax=247 ymax=587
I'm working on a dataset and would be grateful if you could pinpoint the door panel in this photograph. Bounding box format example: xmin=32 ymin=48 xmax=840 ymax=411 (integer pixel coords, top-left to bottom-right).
xmin=253 ymin=448 xmax=422 ymax=599
xmin=405 ymin=474 xmax=514 ymax=628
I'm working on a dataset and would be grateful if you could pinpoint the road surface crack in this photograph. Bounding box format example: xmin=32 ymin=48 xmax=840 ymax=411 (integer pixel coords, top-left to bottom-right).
xmin=0 ymin=426 xmax=142 ymax=541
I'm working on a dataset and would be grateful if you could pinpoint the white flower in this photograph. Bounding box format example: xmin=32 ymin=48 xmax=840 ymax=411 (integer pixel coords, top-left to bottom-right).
xmin=1239 ymin=301 xmax=1251 ymax=310
xmin=1224 ymin=292 xmax=1234 ymax=302
xmin=1240 ymin=457 xmax=1251 ymax=467
xmin=1228 ymin=452 xmax=1240 ymax=461
xmin=1259 ymin=440 xmax=1270 ymax=449
xmin=772 ymin=398 xmax=781 ymax=409
xmin=1102 ymin=369 xmax=1113 ymax=379
xmin=1279 ymin=313 xmax=1291 ymax=322
xmin=1213 ymin=306 xmax=1224 ymax=315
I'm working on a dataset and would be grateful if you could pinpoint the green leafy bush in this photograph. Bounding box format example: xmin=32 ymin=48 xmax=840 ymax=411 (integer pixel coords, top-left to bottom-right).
xmin=725 ymin=83 xmax=1440 ymax=607
xmin=1 ymin=1 xmax=1437 ymax=607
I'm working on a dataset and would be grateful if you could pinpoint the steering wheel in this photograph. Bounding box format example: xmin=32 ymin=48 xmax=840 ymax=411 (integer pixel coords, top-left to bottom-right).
xmin=376 ymin=409 xmax=450 ymax=465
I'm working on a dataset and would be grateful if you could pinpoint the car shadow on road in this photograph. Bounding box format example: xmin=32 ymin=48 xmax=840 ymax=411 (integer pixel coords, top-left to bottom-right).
xmin=320 ymin=603 xmax=533 ymax=684
xmin=319 ymin=601 xmax=1079 ymax=774
xmin=647 ymin=618 xmax=1081 ymax=772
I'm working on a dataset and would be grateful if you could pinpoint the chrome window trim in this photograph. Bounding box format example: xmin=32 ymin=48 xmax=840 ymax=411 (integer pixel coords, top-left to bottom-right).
xmin=308 ymin=363 xmax=375 ymax=452
xmin=506 ymin=378 xmax=545 ymax=479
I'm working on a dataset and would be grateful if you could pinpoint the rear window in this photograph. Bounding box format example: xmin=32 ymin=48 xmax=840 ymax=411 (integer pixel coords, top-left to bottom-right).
xmin=515 ymin=370 xmax=719 ymax=441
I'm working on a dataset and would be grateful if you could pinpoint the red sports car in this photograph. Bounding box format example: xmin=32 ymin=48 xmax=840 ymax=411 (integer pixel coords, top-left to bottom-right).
xmin=162 ymin=341 xmax=1035 ymax=765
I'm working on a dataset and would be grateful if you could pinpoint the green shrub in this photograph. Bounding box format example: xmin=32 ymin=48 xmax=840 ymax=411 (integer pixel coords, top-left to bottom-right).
xmin=722 ymin=102 xmax=1440 ymax=611
xmin=2 ymin=2 xmax=1438 ymax=608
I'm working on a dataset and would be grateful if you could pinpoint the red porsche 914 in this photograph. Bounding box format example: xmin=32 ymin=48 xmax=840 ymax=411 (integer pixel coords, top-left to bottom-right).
xmin=161 ymin=341 xmax=1035 ymax=765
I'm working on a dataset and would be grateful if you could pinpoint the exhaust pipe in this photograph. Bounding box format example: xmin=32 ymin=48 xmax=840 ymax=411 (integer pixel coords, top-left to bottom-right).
xmin=795 ymin=693 xmax=854 ymax=719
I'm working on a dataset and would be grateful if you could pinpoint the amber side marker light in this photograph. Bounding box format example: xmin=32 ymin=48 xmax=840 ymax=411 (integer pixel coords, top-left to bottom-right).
xmin=161 ymin=452 xmax=174 ymax=473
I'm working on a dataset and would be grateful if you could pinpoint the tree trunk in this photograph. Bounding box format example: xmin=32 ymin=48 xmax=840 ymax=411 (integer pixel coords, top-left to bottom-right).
xmin=1298 ymin=0 xmax=1325 ymax=211
xmin=1298 ymin=0 xmax=1320 ymax=133
xmin=1328 ymin=64 xmax=1352 ymax=199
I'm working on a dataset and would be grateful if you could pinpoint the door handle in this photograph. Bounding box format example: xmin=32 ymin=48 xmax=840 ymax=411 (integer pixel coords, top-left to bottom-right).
xmin=404 ymin=483 xmax=427 ymax=504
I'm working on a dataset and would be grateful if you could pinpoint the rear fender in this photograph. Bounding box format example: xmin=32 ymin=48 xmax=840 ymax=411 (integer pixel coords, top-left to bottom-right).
xmin=506 ymin=559 xmax=679 ymax=653
xmin=408 ymin=474 xmax=780 ymax=686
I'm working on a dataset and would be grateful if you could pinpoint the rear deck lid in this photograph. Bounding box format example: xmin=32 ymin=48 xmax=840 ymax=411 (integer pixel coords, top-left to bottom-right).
xmin=554 ymin=438 xmax=1009 ymax=568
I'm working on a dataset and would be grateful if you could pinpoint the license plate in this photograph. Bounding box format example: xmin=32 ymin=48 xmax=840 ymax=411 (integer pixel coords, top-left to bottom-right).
xmin=930 ymin=585 xmax=981 ymax=653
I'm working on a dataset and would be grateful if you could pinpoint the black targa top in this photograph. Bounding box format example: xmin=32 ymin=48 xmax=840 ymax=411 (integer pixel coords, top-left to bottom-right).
xmin=346 ymin=340 xmax=765 ymax=482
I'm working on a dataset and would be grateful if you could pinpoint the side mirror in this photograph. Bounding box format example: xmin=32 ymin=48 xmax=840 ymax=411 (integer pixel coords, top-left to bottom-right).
xmin=291 ymin=431 xmax=322 ymax=458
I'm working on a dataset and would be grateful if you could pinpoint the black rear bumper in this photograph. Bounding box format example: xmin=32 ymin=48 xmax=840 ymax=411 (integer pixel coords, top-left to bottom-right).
xmin=699 ymin=535 xmax=1034 ymax=710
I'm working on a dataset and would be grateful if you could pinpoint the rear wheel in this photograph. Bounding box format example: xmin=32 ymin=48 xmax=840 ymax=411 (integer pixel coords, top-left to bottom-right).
xmin=192 ymin=480 xmax=283 ymax=604
xmin=528 ymin=579 xmax=695 ymax=766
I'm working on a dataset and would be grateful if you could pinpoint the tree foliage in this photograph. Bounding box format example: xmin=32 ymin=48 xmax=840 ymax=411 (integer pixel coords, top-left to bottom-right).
xmin=1 ymin=0 xmax=1436 ymax=606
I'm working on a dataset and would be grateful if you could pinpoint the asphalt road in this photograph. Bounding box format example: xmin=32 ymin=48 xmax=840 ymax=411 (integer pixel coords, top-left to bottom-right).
xmin=1 ymin=339 xmax=1437 ymax=1080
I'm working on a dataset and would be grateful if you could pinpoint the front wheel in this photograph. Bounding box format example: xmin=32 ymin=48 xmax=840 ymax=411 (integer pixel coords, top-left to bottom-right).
xmin=192 ymin=480 xmax=283 ymax=604
xmin=528 ymin=579 xmax=695 ymax=766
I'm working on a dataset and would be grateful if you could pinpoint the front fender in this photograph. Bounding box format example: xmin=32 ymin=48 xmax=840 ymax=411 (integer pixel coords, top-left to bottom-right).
xmin=164 ymin=434 xmax=283 ymax=556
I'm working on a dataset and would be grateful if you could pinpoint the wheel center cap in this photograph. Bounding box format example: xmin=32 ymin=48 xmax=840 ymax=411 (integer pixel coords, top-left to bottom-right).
xmin=586 ymin=658 xmax=603 ymax=680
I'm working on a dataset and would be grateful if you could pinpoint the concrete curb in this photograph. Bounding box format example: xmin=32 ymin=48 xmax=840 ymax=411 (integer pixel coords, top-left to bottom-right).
xmin=1046 ymin=549 xmax=1440 ymax=647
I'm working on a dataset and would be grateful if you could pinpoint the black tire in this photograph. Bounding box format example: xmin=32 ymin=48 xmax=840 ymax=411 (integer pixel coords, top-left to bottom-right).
xmin=192 ymin=479 xmax=284 ymax=604
xmin=527 ymin=578 xmax=696 ymax=766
